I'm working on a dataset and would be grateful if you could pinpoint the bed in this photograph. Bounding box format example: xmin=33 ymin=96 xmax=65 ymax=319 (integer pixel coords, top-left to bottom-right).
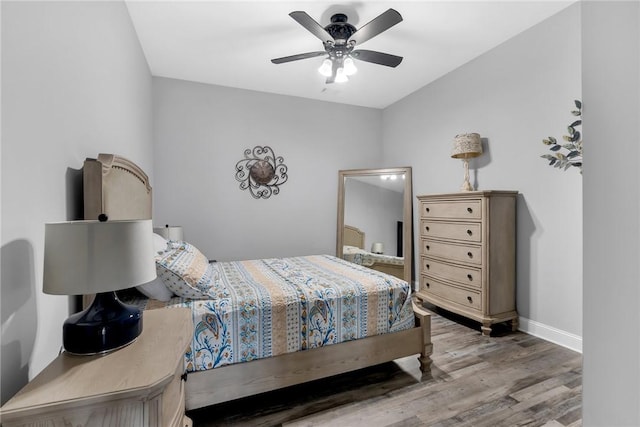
xmin=342 ymin=225 xmax=406 ymax=279
xmin=82 ymin=153 xmax=433 ymax=411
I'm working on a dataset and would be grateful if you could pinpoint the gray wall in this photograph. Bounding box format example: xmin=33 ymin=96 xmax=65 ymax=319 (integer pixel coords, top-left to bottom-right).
xmin=152 ymin=77 xmax=383 ymax=262
xmin=1 ymin=1 xmax=153 ymax=403
xmin=382 ymin=4 xmax=583 ymax=349
xmin=582 ymin=2 xmax=640 ymax=425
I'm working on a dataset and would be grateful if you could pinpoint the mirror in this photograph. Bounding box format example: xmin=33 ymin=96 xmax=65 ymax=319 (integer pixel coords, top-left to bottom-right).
xmin=336 ymin=167 xmax=413 ymax=284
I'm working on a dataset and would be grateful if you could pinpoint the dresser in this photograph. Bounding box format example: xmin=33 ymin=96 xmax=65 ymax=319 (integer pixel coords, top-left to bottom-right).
xmin=416 ymin=191 xmax=518 ymax=335
xmin=0 ymin=308 xmax=193 ymax=427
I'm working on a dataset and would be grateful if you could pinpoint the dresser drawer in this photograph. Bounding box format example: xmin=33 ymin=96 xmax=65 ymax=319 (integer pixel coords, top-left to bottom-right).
xmin=421 ymin=200 xmax=482 ymax=220
xmin=422 ymin=257 xmax=481 ymax=288
xmin=422 ymin=239 xmax=482 ymax=265
xmin=420 ymin=275 xmax=481 ymax=310
xmin=421 ymin=220 xmax=481 ymax=242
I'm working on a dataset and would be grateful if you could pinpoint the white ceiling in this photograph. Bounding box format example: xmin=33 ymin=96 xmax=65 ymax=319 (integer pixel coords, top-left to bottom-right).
xmin=125 ymin=1 xmax=574 ymax=109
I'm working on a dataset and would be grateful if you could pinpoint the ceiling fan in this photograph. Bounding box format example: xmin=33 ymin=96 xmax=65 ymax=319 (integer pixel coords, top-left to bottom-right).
xmin=271 ymin=9 xmax=403 ymax=84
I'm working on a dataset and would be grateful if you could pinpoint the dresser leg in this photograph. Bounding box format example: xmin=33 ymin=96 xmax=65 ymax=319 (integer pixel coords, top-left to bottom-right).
xmin=481 ymin=322 xmax=492 ymax=336
xmin=511 ymin=317 xmax=519 ymax=332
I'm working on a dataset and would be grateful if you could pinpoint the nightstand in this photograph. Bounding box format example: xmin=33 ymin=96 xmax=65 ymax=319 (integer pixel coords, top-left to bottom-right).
xmin=0 ymin=308 xmax=193 ymax=427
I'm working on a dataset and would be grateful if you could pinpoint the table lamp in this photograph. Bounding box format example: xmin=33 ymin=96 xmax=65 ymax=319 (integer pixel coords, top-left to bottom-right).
xmin=43 ymin=218 xmax=156 ymax=355
xmin=371 ymin=242 xmax=384 ymax=254
xmin=153 ymin=224 xmax=183 ymax=241
xmin=451 ymin=133 xmax=483 ymax=191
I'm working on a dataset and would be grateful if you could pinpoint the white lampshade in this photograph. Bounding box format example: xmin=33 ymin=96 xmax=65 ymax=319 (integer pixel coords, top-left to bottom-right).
xmin=318 ymin=59 xmax=333 ymax=77
xmin=43 ymin=219 xmax=156 ymax=295
xmin=451 ymin=133 xmax=483 ymax=159
xmin=335 ymin=67 xmax=349 ymax=83
xmin=371 ymin=242 xmax=384 ymax=254
xmin=343 ymin=57 xmax=357 ymax=76
xmin=153 ymin=225 xmax=183 ymax=241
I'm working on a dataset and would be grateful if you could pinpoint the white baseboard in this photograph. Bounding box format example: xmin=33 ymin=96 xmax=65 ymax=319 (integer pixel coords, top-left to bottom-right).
xmin=518 ymin=316 xmax=582 ymax=353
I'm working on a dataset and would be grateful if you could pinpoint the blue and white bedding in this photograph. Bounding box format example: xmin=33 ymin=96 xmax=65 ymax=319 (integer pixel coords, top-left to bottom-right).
xmin=123 ymin=254 xmax=414 ymax=373
xmin=342 ymin=245 xmax=405 ymax=268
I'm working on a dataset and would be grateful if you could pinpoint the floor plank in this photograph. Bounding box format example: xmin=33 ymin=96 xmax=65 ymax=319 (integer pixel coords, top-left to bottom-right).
xmin=187 ymin=304 xmax=582 ymax=426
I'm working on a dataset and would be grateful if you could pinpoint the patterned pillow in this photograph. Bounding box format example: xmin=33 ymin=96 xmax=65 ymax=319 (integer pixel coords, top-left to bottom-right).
xmin=154 ymin=241 xmax=223 ymax=299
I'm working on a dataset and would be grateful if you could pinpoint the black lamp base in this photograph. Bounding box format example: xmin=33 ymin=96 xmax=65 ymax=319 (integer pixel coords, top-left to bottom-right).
xmin=63 ymin=291 xmax=143 ymax=355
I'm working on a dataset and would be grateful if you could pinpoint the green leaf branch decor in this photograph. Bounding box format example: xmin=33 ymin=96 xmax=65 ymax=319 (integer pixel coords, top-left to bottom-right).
xmin=541 ymin=100 xmax=582 ymax=173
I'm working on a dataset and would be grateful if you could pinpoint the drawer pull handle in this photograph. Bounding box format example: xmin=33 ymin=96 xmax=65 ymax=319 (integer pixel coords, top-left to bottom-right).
xmin=467 ymin=207 xmax=473 ymax=213
xmin=467 ymin=296 xmax=473 ymax=303
xmin=426 ymin=282 xmax=430 ymax=288
xmin=467 ymin=252 xmax=473 ymax=258
xmin=426 ymin=245 xmax=430 ymax=251
xmin=467 ymin=274 xmax=473 ymax=281
xmin=466 ymin=229 xmax=472 ymax=236
xmin=425 ymin=226 xmax=430 ymax=232
xmin=426 ymin=207 xmax=430 ymax=213
xmin=426 ymin=264 xmax=430 ymax=270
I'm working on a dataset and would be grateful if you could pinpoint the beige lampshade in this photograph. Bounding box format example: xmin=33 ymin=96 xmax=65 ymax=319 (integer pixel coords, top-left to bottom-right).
xmin=153 ymin=225 xmax=183 ymax=241
xmin=451 ymin=133 xmax=483 ymax=159
xmin=43 ymin=219 xmax=156 ymax=295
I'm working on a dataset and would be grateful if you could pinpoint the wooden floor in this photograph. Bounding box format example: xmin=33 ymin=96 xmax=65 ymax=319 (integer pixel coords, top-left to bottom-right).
xmin=187 ymin=304 xmax=582 ymax=427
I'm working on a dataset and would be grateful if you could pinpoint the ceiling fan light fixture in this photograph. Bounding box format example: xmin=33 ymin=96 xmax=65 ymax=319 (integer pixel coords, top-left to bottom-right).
xmin=335 ymin=67 xmax=349 ymax=83
xmin=318 ymin=59 xmax=333 ymax=77
xmin=272 ymin=9 xmax=403 ymax=84
xmin=343 ymin=57 xmax=357 ymax=76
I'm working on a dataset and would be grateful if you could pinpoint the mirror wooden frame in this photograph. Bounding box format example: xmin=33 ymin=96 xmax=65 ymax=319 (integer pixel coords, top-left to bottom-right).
xmin=336 ymin=167 xmax=413 ymax=284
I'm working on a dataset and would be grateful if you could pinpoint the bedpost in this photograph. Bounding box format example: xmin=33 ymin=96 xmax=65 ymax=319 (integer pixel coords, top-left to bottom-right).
xmin=412 ymin=299 xmax=433 ymax=373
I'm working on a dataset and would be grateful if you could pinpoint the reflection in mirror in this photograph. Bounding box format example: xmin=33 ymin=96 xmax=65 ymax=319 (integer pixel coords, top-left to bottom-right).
xmin=336 ymin=167 xmax=413 ymax=284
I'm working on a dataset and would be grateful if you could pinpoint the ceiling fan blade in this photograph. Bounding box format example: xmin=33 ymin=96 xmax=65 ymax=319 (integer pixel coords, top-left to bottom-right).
xmin=325 ymin=59 xmax=339 ymax=84
xmin=289 ymin=11 xmax=334 ymax=43
xmin=352 ymin=49 xmax=403 ymax=67
xmin=349 ymin=9 xmax=402 ymax=46
xmin=271 ymin=51 xmax=326 ymax=64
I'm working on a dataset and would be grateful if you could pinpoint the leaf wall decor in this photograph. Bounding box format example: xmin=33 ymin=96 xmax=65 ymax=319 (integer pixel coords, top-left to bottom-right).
xmin=541 ymin=100 xmax=582 ymax=173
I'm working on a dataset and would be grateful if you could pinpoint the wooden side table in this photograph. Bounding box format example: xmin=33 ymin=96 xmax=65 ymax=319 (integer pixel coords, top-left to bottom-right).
xmin=0 ymin=308 xmax=193 ymax=427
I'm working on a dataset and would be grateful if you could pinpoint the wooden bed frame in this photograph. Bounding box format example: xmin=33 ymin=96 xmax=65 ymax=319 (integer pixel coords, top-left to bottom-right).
xmin=343 ymin=225 xmax=406 ymax=280
xmin=83 ymin=154 xmax=433 ymax=411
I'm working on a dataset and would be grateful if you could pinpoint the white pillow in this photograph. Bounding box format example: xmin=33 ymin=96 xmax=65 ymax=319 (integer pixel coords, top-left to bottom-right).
xmin=136 ymin=277 xmax=175 ymax=302
xmin=135 ymin=233 xmax=174 ymax=301
xmin=152 ymin=233 xmax=169 ymax=254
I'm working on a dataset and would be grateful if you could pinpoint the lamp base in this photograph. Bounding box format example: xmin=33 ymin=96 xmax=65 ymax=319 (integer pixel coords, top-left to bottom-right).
xmin=460 ymin=158 xmax=475 ymax=191
xmin=460 ymin=180 xmax=475 ymax=191
xmin=63 ymin=291 xmax=142 ymax=355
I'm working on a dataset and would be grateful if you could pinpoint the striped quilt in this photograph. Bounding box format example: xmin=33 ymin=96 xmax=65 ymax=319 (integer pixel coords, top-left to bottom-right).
xmin=127 ymin=254 xmax=415 ymax=372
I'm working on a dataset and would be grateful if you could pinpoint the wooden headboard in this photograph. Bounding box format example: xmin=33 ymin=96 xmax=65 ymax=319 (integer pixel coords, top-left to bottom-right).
xmin=81 ymin=154 xmax=152 ymax=308
xmin=83 ymin=153 xmax=152 ymax=221
xmin=343 ymin=225 xmax=365 ymax=250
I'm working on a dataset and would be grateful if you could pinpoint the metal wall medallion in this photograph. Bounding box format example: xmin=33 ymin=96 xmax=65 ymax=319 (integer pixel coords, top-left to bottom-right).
xmin=235 ymin=146 xmax=288 ymax=199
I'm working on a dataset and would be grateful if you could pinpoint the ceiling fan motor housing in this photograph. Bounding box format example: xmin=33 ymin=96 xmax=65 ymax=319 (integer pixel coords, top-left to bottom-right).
xmin=325 ymin=14 xmax=356 ymax=43
xmin=323 ymin=13 xmax=356 ymax=60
